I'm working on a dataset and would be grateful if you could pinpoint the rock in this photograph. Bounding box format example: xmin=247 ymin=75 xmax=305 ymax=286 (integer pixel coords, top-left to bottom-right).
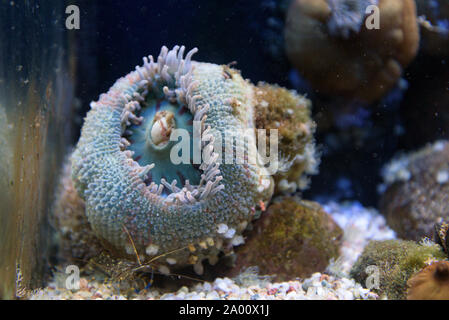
xmin=415 ymin=0 xmax=449 ymax=57
xmin=350 ymin=239 xmax=446 ymax=299
xmin=254 ymin=83 xmax=318 ymax=193
xmin=229 ymin=197 xmax=343 ymax=281
xmin=379 ymin=140 xmax=449 ymax=240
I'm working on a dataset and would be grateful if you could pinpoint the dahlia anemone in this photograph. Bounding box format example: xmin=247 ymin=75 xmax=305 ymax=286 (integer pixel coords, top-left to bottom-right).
xmin=327 ymin=0 xmax=378 ymax=38
xmin=285 ymin=0 xmax=419 ymax=103
xmin=407 ymin=261 xmax=449 ymax=300
xmin=69 ymin=45 xmax=317 ymax=274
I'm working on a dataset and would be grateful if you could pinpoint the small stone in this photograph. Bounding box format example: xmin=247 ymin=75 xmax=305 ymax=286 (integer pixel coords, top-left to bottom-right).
xmin=223 ymin=228 xmax=236 ymax=239
xmin=158 ymin=265 xmax=170 ymax=275
xmin=436 ymin=170 xmax=449 ymax=184
xmin=231 ymin=235 xmax=244 ymax=246
xmin=206 ymin=291 xmax=220 ymax=300
xmin=145 ymin=244 xmax=159 ymax=256
xmin=217 ymin=223 xmax=228 ymax=234
xmin=193 ymin=262 xmax=204 ymax=275
xmin=79 ymin=278 xmax=89 ymax=290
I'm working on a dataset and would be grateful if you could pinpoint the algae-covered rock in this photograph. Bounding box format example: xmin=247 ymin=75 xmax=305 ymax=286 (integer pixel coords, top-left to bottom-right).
xmin=379 ymin=141 xmax=449 ymax=240
xmin=350 ymin=239 xmax=446 ymax=300
xmin=254 ymin=83 xmax=318 ymax=193
xmin=230 ymin=197 xmax=343 ymax=281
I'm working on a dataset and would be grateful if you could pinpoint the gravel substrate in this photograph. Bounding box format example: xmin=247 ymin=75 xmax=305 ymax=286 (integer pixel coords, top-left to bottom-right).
xmin=324 ymin=201 xmax=396 ymax=275
xmin=28 ymin=272 xmax=377 ymax=300
xmin=28 ymin=201 xmax=395 ymax=300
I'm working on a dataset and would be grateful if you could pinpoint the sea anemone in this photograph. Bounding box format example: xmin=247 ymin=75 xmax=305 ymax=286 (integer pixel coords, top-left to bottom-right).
xmin=327 ymin=0 xmax=378 ymax=38
xmin=284 ymin=0 xmax=419 ymax=103
xmin=407 ymin=261 xmax=449 ymax=300
xmin=67 ymin=45 xmax=317 ymax=274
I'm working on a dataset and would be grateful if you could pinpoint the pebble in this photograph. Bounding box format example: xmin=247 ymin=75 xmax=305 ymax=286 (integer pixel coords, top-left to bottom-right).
xmin=29 ymin=272 xmax=378 ymax=300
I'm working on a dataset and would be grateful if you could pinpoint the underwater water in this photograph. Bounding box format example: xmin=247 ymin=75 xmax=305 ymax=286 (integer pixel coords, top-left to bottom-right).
xmin=0 ymin=0 xmax=449 ymax=300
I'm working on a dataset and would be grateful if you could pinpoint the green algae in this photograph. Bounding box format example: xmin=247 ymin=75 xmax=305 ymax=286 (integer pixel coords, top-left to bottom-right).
xmin=350 ymin=239 xmax=447 ymax=300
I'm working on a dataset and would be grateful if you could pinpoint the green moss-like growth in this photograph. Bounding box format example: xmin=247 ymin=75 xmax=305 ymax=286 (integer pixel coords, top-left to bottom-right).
xmin=350 ymin=240 xmax=446 ymax=300
xmin=230 ymin=197 xmax=343 ymax=281
xmin=254 ymin=83 xmax=318 ymax=193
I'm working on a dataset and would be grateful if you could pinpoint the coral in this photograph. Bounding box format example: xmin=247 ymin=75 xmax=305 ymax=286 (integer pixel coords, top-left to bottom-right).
xmin=254 ymin=83 xmax=318 ymax=193
xmin=228 ymin=197 xmax=343 ymax=281
xmin=70 ymin=45 xmax=317 ymax=274
xmin=350 ymin=239 xmax=446 ymax=299
xmin=327 ymin=0 xmax=378 ymax=38
xmin=415 ymin=0 xmax=449 ymax=56
xmin=284 ymin=0 xmax=419 ymax=103
xmin=379 ymin=141 xmax=449 ymax=241
xmin=407 ymin=261 xmax=449 ymax=300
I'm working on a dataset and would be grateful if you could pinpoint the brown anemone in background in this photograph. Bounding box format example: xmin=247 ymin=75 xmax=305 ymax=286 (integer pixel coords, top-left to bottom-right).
xmin=284 ymin=0 xmax=419 ymax=103
xmin=407 ymin=261 xmax=449 ymax=300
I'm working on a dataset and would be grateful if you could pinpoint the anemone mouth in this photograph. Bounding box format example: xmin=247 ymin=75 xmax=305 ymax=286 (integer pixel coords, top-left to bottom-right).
xmin=110 ymin=45 xmax=224 ymax=204
xmin=148 ymin=110 xmax=176 ymax=149
xmin=125 ymin=94 xmax=202 ymax=190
